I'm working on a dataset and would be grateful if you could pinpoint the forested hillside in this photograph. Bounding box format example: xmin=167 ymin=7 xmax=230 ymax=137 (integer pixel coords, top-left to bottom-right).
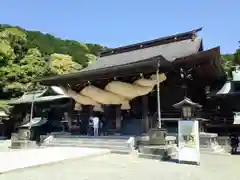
xmin=0 ymin=24 xmax=103 ymax=100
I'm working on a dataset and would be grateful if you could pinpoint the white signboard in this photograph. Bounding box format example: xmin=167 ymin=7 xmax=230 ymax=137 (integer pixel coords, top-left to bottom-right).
xmin=234 ymin=112 xmax=240 ymax=125
xmin=178 ymin=120 xmax=200 ymax=165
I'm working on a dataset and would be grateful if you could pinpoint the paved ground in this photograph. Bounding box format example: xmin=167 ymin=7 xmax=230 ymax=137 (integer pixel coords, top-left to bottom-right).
xmin=1 ymin=153 xmax=239 ymax=180
xmin=0 ymin=147 xmax=110 ymax=173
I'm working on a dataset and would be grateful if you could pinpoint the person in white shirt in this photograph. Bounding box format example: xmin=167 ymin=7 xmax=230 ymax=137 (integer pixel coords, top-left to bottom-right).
xmin=92 ymin=116 xmax=100 ymax=136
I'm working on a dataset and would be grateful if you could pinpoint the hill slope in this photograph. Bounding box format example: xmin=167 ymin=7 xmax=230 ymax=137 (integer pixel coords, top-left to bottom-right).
xmin=0 ymin=24 xmax=104 ymax=100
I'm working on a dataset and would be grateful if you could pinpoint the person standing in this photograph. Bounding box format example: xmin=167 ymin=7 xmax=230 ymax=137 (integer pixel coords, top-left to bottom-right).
xmin=230 ymin=132 xmax=239 ymax=154
xmin=88 ymin=116 xmax=93 ymax=136
xmin=101 ymin=116 xmax=107 ymax=136
xmin=92 ymin=115 xmax=100 ymax=136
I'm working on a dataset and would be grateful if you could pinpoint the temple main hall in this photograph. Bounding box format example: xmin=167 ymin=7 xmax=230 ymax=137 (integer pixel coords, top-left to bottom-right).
xmin=33 ymin=28 xmax=227 ymax=136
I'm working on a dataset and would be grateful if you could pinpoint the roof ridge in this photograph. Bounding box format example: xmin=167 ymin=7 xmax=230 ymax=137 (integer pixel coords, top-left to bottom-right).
xmin=100 ymin=28 xmax=202 ymax=57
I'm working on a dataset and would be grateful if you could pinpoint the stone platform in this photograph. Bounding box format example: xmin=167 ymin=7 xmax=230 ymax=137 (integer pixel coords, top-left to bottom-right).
xmin=10 ymin=140 xmax=37 ymax=149
xmin=199 ymin=132 xmax=225 ymax=153
xmin=138 ymin=144 xmax=176 ymax=160
xmin=42 ymin=131 xmax=226 ymax=157
xmin=42 ymin=134 xmax=132 ymax=154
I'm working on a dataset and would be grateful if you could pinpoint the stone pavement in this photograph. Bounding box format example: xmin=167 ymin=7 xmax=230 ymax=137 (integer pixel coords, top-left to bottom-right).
xmin=0 ymin=147 xmax=110 ymax=173
xmin=1 ymin=153 xmax=240 ymax=180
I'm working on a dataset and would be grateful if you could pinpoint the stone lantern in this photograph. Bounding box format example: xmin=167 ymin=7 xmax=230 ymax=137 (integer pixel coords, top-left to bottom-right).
xmin=173 ymin=97 xmax=202 ymax=120
xmin=173 ymin=97 xmax=202 ymax=165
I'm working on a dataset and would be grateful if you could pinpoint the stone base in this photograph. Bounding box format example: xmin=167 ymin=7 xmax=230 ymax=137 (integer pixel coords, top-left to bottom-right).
xmin=167 ymin=132 xmax=225 ymax=154
xmin=10 ymin=140 xmax=37 ymax=149
xmin=136 ymin=128 xmax=167 ymax=146
xmin=199 ymin=132 xmax=225 ymax=153
xmin=147 ymin=128 xmax=167 ymax=145
xmin=138 ymin=144 xmax=175 ymax=160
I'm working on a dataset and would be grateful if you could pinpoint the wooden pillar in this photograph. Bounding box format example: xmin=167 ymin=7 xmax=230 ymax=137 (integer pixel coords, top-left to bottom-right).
xmin=142 ymin=95 xmax=149 ymax=133
xmin=89 ymin=105 xmax=94 ymax=117
xmin=199 ymin=121 xmax=205 ymax=132
xmin=116 ymin=105 xmax=121 ymax=132
xmin=65 ymin=112 xmax=72 ymax=133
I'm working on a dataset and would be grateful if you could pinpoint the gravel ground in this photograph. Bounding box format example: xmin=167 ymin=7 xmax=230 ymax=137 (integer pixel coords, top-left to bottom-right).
xmin=1 ymin=153 xmax=239 ymax=180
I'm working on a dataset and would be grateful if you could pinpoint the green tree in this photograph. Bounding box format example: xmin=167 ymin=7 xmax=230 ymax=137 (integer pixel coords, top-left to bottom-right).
xmin=0 ymin=39 xmax=15 ymax=65
xmin=0 ymin=48 xmax=48 ymax=96
xmin=234 ymin=44 xmax=240 ymax=65
xmin=221 ymin=54 xmax=234 ymax=74
xmin=0 ymin=27 xmax=28 ymax=61
xmin=85 ymin=54 xmax=97 ymax=65
xmin=50 ymin=53 xmax=82 ymax=75
xmin=0 ymin=24 xmax=104 ymax=100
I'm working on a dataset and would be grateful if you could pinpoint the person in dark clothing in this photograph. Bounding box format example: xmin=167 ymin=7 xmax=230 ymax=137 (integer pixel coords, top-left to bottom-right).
xmin=230 ymin=133 xmax=239 ymax=154
xmin=88 ymin=117 xmax=94 ymax=136
xmin=35 ymin=128 xmax=41 ymax=146
xmin=98 ymin=118 xmax=103 ymax=136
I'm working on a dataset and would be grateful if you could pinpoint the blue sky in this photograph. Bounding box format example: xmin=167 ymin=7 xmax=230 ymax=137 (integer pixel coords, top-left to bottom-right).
xmin=1 ymin=0 xmax=239 ymax=54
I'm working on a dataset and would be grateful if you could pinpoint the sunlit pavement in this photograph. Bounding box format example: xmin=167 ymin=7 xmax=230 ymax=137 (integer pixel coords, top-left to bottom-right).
xmin=1 ymin=153 xmax=240 ymax=180
xmin=0 ymin=147 xmax=110 ymax=173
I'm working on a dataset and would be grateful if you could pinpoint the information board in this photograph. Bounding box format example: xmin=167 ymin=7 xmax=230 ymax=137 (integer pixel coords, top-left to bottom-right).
xmin=178 ymin=120 xmax=200 ymax=165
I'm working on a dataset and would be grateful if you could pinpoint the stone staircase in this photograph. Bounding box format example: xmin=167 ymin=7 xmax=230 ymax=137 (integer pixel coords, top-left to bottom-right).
xmin=41 ymin=132 xmax=230 ymax=155
xmin=42 ymin=134 xmax=132 ymax=154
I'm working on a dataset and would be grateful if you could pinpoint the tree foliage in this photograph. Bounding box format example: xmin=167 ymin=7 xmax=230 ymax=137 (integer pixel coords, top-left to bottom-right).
xmin=50 ymin=53 xmax=82 ymax=75
xmin=221 ymin=54 xmax=234 ymax=74
xmin=221 ymin=44 xmax=240 ymax=76
xmin=234 ymin=48 xmax=240 ymax=64
xmin=0 ymin=24 xmax=104 ymax=100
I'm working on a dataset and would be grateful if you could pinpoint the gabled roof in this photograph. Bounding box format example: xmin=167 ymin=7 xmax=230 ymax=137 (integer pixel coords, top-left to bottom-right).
xmin=9 ymin=91 xmax=44 ymax=105
xmin=39 ymin=55 xmax=171 ymax=85
xmin=84 ymin=28 xmax=203 ymax=72
xmin=173 ymin=97 xmax=202 ymax=109
xmin=84 ymin=38 xmax=202 ymax=72
xmin=207 ymin=80 xmax=240 ymax=98
xmin=8 ymin=86 xmax=69 ymax=105
xmin=20 ymin=117 xmax=48 ymax=128
xmin=38 ymin=28 xmax=204 ymax=86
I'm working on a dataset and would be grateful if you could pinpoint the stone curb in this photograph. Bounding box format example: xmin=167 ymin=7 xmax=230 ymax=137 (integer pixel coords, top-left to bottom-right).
xmin=200 ymin=151 xmax=231 ymax=156
xmin=0 ymin=150 xmax=111 ymax=175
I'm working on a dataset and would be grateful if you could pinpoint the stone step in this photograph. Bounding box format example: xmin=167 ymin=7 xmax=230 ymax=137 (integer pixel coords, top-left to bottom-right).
xmin=200 ymin=148 xmax=224 ymax=153
xmin=199 ymin=145 xmax=225 ymax=153
xmin=110 ymin=150 xmax=132 ymax=155
xmin=173 ymin=146 xmax=226 ymax=154
xmin=51 ymin=138 xmax=127 ymax=145
xmin=51 ymin=134 xmax=131 ymax=140
xmin=42 ymin=136 xmax=132 ymax=153
xmin=138 ymin=153 xmax=170 ymax=161
xmin=44 ymin=143 xmax=130 ymax=151
xmin=48 ymin=141 xmax=129 ymax=148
